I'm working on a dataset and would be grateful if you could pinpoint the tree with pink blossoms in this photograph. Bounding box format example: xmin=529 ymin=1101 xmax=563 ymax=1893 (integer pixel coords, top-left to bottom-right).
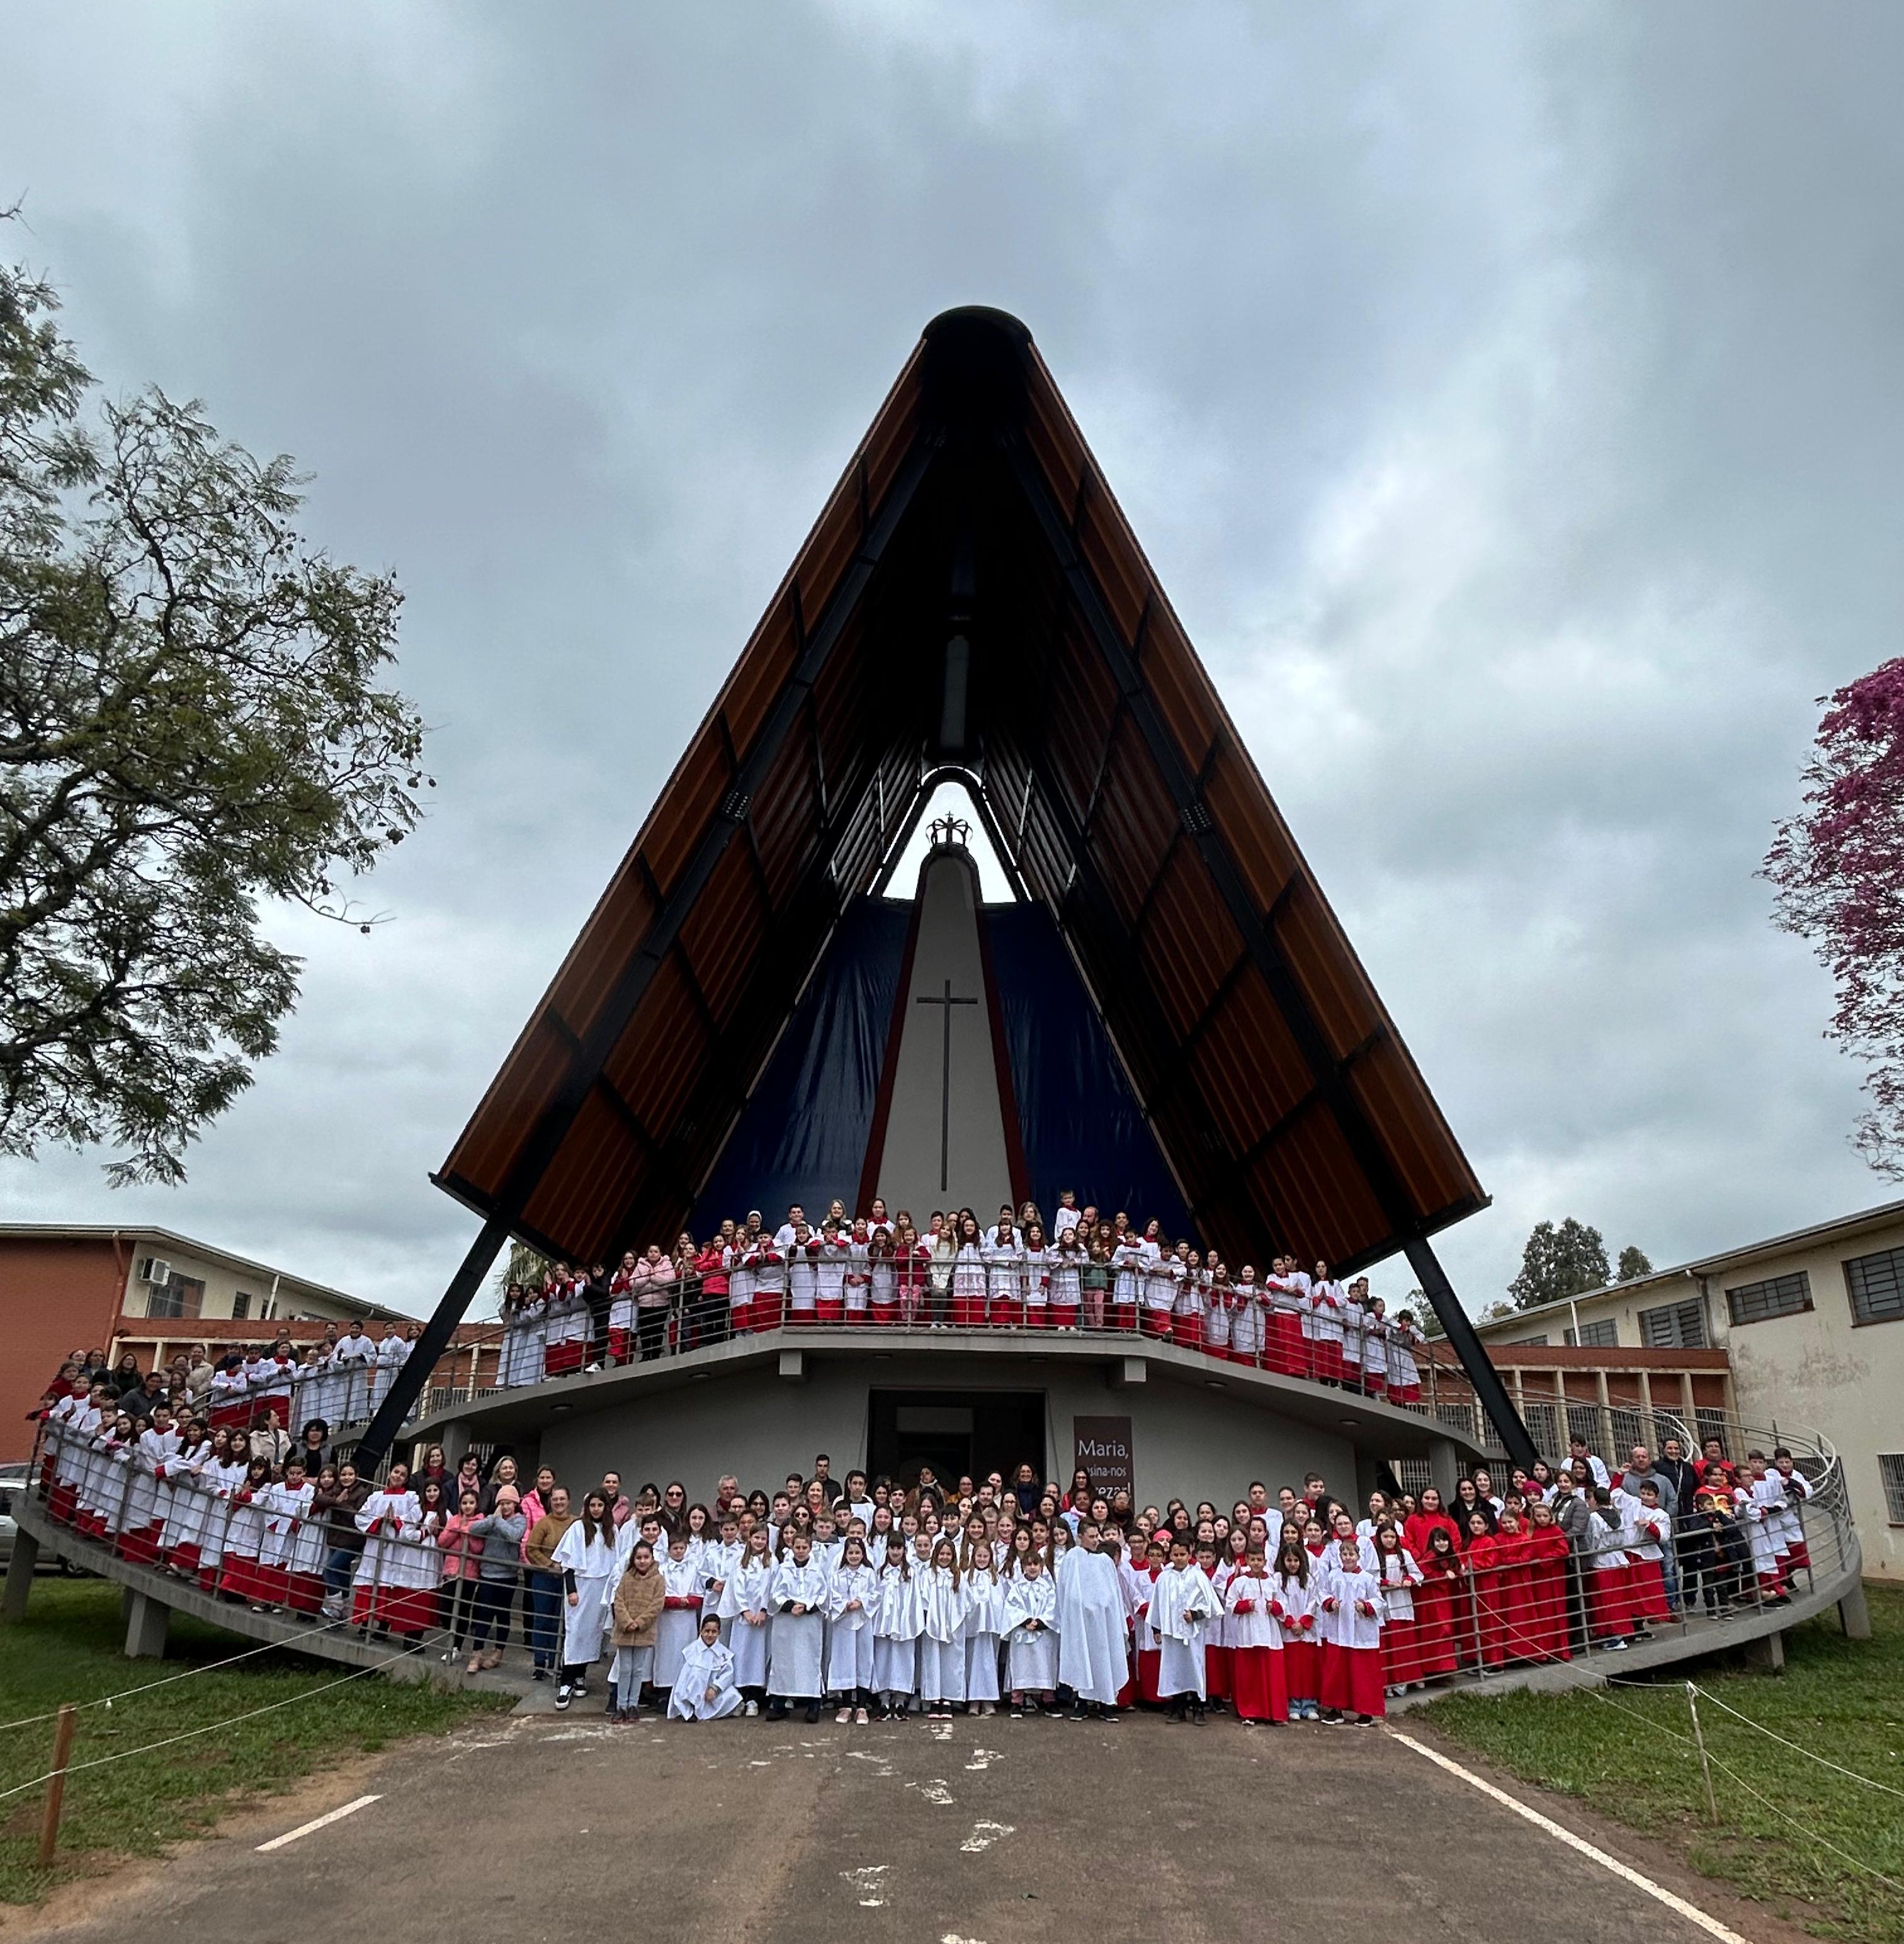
xmin=1764 ymin=657 xmax=1904 ymax=1174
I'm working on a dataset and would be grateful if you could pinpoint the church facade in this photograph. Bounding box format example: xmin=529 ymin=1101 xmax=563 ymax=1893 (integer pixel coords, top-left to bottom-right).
xmin=386 ymin=307 xmax=1528 ymax=1498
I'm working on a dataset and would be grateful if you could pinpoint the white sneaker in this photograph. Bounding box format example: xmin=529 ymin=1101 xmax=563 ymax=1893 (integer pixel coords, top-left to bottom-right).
xmin=555 ymin=1685 xmax=573 ymax=1710
xmin=836 ymin=1705 xmax=852 ymax=1722
xmin=854 ymin=1707 xmax=869 ymax=1725
xmin=744 ymin=1700 xmax=759 ymax=1717
xmin=1609 ymin=1639 xmax=1629 ymax=1651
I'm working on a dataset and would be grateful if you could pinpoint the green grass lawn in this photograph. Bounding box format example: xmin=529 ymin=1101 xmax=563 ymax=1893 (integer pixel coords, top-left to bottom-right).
xmin=1420 ymin=1582 xmax=1904 ymax=1943
xmin=0 ymin=1575 xmax=510 ymax=1902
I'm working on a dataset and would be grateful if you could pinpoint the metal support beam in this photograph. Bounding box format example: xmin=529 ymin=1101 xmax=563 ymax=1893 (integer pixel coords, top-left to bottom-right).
xmin=1404 ymin=1235 xmax=1539 ymax=1472
xmin=3 ymin=1527 xmax=38 ymax=1620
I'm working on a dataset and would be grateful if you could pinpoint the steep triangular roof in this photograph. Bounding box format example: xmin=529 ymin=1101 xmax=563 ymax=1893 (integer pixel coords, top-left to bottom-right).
xmin=436 ymin=308 xmax=1486 ymax=1277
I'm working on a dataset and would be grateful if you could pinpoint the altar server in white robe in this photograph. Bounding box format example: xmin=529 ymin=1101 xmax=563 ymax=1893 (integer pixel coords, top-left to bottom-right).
xmin=1150 ymin=1537 xmax=1220 ymax=1719
xmin=1055 ymin=1522 xmax=1128 ymax=1715
xmin=917 ymin=1539 xmax=967 ymax=1715
xmin=826 ymin=1535 xmax=880 ymax=1721
xmin=718 ymin=1529 xmax=776 ymax=1709
xmin=655 ymin=1534 xmax=709 ymax=1697
xmin=668 ymin=1615 xmax=744 ymax=1721
xmin=766 ymin=1533 xmax=830 ymax=1721
xmin=961 ymin=1540 xmax=1007 ymax=1712
xmin=553 ymin=1492 xmax=618 ymax=1709
xmin=872 ymin=1537 xmax=922 ymax=1717
xmin=1003 ymin=1553 xmax=1059 ymax=1712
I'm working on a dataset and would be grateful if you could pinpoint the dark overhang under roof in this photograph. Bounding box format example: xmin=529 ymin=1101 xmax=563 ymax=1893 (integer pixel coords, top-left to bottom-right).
xmin=434 ymin=307 xmax=1488 ymax=1279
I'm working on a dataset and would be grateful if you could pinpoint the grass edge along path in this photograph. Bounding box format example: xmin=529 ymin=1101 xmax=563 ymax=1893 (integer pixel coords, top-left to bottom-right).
xmin=0 ymin=1577 xmax=509 ymax=1903
xmin=1419 ymin=1583 xmax=1904 ymax=1944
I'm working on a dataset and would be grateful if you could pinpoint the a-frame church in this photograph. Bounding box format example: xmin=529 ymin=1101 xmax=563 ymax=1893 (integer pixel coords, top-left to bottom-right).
xmin=373 ymin=307 xmax=1534 ymax=1497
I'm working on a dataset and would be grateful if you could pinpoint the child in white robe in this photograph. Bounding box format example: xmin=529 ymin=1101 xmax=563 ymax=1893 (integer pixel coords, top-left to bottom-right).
xmin=917 ymin=1539 xmax=966 ymax=1717
xmin=961 ymin=1540 xmax=1006 ymax=1714
xmin=718 ymin=1528 xmax=776 ymax=1711
xmin=826 ymin=1534 xmax=879 ymax=1722
xmin=1151 ymin=1537 xmax=1220 ymax=1721
xmin=872 ymin=1536 xmax=921 ymax=1717
xmin=553 ymin=1494 xmax=618 ymax=1710
xmin=667 ymin=1615 xmax=743 ymax=1721
xmin=655 ymin=1534 xmax=708 ymax=1700
xmin=1003 ymin=1552 xmax=1058 ymax=1714
xmin=767 ymin=1534 xmax=829 ymax=1722
xmin=1055 ymin=1523 xmax=1128 ymax=1717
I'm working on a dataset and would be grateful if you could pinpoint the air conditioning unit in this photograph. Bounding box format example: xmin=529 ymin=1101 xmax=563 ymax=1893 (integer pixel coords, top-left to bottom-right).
xmin=138 ymin=1257 xmax=173 ymax=1286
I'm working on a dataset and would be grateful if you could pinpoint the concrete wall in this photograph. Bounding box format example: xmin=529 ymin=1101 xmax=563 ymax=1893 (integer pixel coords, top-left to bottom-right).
xmin=535 ymin=1351 xmax=1359 ymax=1513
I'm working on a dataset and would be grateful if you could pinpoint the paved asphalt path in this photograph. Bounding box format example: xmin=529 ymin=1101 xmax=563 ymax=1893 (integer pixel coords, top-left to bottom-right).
xmin=23 ymin=1706 xmax=1773 ymax=1944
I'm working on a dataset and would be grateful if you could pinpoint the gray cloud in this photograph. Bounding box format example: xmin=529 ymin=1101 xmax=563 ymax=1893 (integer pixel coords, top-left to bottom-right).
xmin=3 ymin=1 xmax=1898 ymax=1314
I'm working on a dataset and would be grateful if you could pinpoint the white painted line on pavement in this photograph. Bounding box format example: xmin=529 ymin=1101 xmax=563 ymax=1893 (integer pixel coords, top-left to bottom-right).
xmin=1385 ymin=1734 xmax=1750 ymax=1944
xmin=254 ymin=1793 xmax=382 ymax=1852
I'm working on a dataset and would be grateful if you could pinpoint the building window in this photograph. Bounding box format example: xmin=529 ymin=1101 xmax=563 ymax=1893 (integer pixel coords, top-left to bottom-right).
xmin=1509 ymin=1334 xmax=1550 ymax=1347
xmin=1844 ymin=1247 xmax=1904 ymax=1327
xmin=1639 ymin=1299 xmax=1707 ymax=1348
xmin=1881 ymin=1454 xmax=1904 ymax=1526
xmin=1565 ymin=1320 xmax=1618 ymax=1348
xmin=145 ymin=1274 xmax=205 ymax=1321
xmin=1725 ymin=1271 xmax=1812 ymax=1326
xmin=230 ymin=1292 xmax=252 ymax=1320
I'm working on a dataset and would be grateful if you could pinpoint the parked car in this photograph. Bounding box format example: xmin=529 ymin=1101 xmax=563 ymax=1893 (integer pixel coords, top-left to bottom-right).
xmin=0 ymin=1462 xmax=28 ymax=1572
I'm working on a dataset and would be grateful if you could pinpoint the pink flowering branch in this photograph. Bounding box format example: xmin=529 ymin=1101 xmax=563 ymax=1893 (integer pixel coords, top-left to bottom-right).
xmin=1764 ymin=657 xmax=1904 ymax=1174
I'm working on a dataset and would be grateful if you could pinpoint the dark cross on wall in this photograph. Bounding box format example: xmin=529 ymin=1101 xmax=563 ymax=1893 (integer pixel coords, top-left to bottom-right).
xmin=914 ymin=976 xmax=978 ymax=1192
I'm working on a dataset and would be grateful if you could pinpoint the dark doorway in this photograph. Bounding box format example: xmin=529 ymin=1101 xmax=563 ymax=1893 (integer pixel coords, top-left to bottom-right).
xmin=867 ymin=1389 xmax=1045 ymax=1489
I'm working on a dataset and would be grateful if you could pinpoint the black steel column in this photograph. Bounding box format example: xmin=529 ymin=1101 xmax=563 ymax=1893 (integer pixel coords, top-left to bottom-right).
xmin=1404 ymin=1233 xmax=1539 ymax=1472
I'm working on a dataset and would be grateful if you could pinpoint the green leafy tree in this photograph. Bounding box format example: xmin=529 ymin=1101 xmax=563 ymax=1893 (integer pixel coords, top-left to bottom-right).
xmin=1507 ymin=1218 xmax=1611 ymax=1309
xmin=1615 ymin=1245 xmax=1654 ymax=1281
xmin=0 ymin=243 xmax=428 ymax=1184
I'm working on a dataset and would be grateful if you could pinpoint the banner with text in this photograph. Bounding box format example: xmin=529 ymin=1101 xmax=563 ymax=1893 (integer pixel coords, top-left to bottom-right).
xmin=1073 ymin=1415 xmax=1134 ymax=1500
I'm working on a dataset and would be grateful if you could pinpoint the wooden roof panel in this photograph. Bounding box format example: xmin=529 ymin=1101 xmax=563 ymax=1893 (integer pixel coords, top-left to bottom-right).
xmin=441 ymin=308 xmax=1484 ymax=1277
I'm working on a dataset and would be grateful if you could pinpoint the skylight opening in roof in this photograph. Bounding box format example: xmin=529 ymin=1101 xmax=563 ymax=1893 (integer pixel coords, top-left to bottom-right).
xmin=882 ymin=779 xmax=1017 ymax=902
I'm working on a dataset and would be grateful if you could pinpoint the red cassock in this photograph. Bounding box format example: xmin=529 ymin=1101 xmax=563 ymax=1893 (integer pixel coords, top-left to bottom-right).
xmin=1276 ymin=1609 xmax=1322 ymax=1702
xmin=1466 ymin=1534 xmax=1511 ymax=1667
xmin=1205 ymin=1641 xmax=1231 ymax=1702
xmin=1170 ymin=1312 xmax=1203 ymax=1351
xmin=1523 ymin=1527 xmax=1573 ymax=1661
xmin=1410 ymin=1563 xmax=1461 ymax=1677
xmin=1495 ymin=1534 xmax=1540 ymax=1664
xmin=1230 ymin=1647 xmax=1287 ymax=1721
xmin=1624 ymin=1555 xmax=1671 ymax=1623
xmin=1320 ymin=1641 xmax=1385 ymax=1718
xmin=1588 ymin=1564 xmax=1633 ymax=1641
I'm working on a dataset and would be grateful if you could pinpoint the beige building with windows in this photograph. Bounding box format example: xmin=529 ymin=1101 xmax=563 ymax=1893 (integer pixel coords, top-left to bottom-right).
xmin=1475 ymin=1197 xmax=1904 ymax=1581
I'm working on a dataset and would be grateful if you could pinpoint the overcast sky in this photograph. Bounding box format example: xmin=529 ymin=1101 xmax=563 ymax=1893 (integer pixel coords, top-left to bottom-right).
xmin=4 ymin=3 xmax=1901 ymax=1319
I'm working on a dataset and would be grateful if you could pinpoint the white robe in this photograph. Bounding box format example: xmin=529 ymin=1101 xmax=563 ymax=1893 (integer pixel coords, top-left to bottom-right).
xmin=667 ymin=1637 xmax=743 ymax=1720
xmin=917 ymin=1567 xmax=966 ymax=1702
xmin=961 ymin=1571 xmax=1006 ymax=1701
xmin=1002 ymin=1571 xmax=1059 ymax=1691
xmin=767 ymin=1557 xmax=829 ymax=1697
xmin=1151 ymin=1563 xmax=1219 ymax=1700
xmin=872 ymin=1564 xmax=921 ymax=1694
xmin=553 ymin=1522 xmax=617 ymax=1670
xmin=826 ymin=1563 xmax=880 ymax=1692
xmin=1055 ymin=1547 xmax=1128 ymax=1704
xmin=655 ymin=1554 xmax=708 ymax=1691
xmin=718 ymin=1555 xmax=776 ymax=1687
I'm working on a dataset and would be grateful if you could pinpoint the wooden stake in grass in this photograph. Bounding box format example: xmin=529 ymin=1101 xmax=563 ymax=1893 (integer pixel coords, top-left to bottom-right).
xmin=38 ymin=1704 xmax=77 ymax=1868
xmin=1684 ymin=1682 xmax=1720 ymax=1826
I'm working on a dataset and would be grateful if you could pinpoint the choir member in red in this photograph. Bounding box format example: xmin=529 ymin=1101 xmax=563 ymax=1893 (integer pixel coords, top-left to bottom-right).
xmin=1412 ymin=1527 xmax=1463 ymax=1679
xmin=1403 ymin=1486 xmax=1461 ymax=1565
xmin=1371 ymin=1524 xmax=1422 ymax=1692
xmin=1224 ymin=1544 xmax=1287 ymax=1724
xmin=1522 ymin=1500 xmax=1572 ymax=1663
xmin=1490 ymin=1510 xmax=1539 ymax=1665
xmin=1134 ymin=1536 xmax=1165 ymax=1706
xmin=1464 ymin=1512 xmax=1512 ymax=1667
xmin=1270 ymin=1536 xmax=1322 ymax=1721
